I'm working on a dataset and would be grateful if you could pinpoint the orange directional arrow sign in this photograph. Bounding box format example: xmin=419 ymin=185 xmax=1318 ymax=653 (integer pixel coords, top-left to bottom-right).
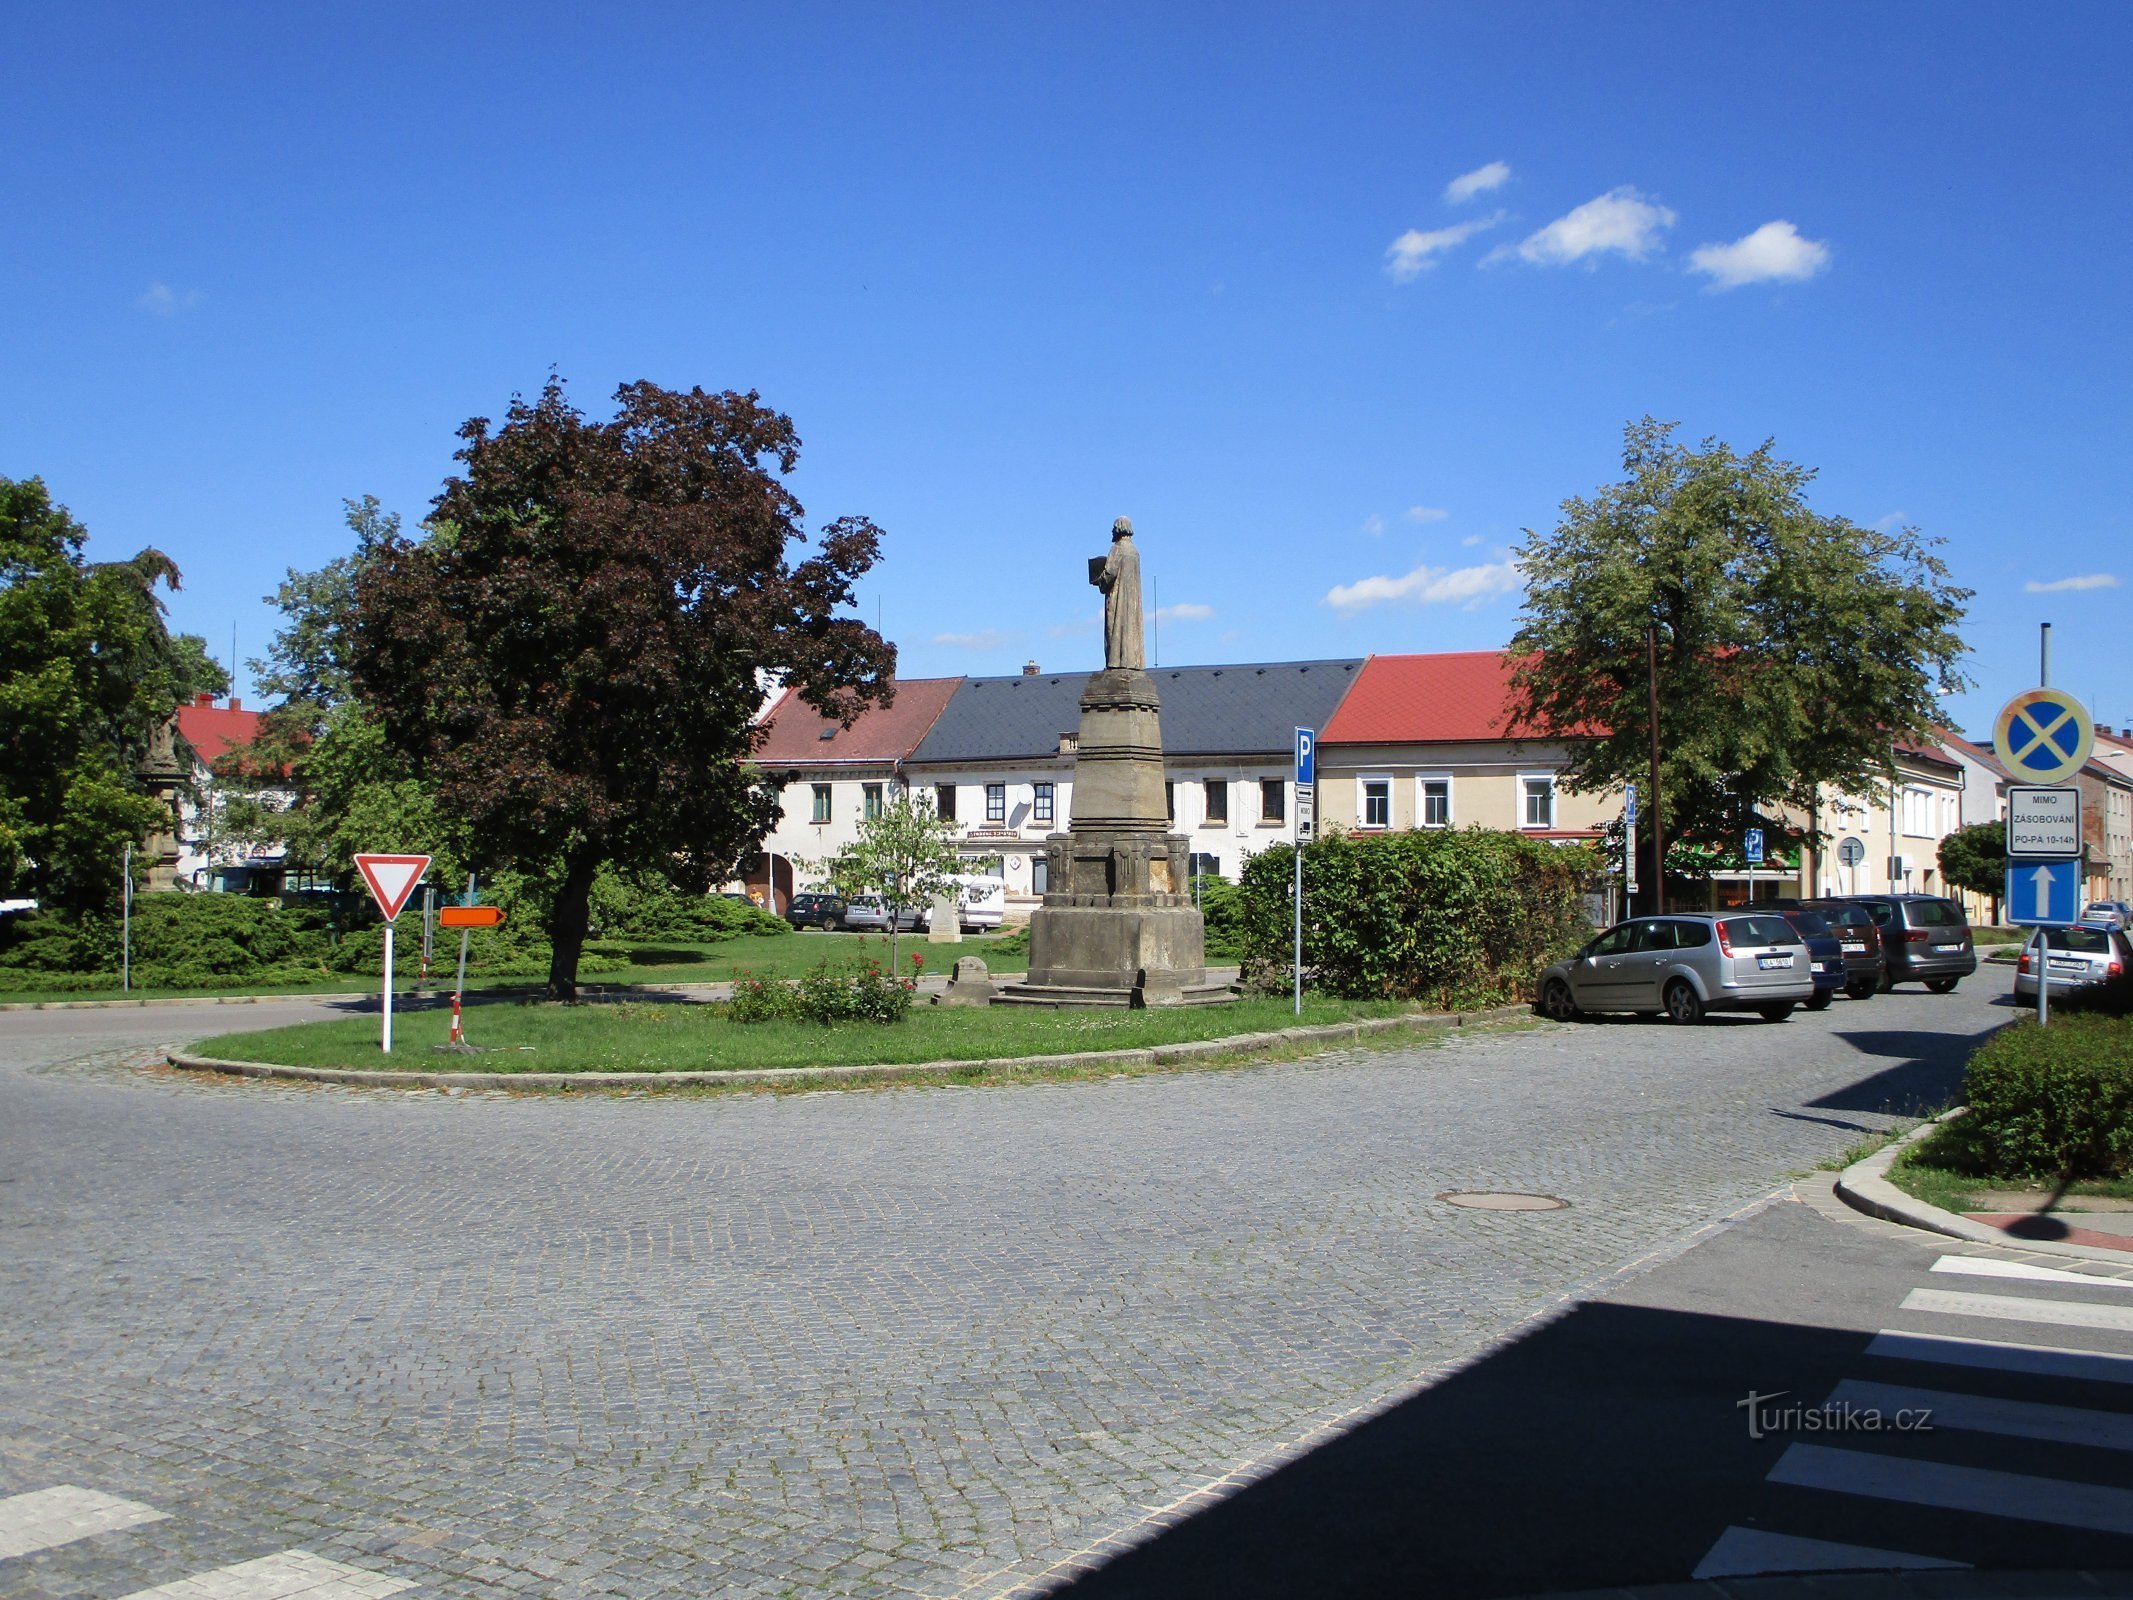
xmin=438 ymin=905 xmax=505 ymax=929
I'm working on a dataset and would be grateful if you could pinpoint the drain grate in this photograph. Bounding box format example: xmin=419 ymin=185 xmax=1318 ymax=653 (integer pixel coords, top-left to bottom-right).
xmin=1436 ymin=1190 xmax=1568 ymax=1211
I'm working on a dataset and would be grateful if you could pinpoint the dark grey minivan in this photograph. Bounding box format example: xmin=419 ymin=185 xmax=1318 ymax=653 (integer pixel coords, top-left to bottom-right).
xmin=1840 ymin=894 xmax=1977 ymax=991
xmin=1538 ymin=912 xmax=1814 ymax=1024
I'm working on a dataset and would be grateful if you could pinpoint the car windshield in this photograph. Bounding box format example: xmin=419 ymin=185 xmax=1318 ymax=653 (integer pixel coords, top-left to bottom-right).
xmin=1908 ymin=898 xmax=1965 ymax=928
xmin=1725 ymin=915 xmax=1800 ymax=947
xmin=1785 ymin=910 xmax=1832 ymax=935
xmin=2046 ymin=928 xmax=2114 ymax=953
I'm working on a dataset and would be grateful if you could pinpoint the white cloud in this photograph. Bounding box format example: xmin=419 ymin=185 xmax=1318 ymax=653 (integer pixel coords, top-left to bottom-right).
xmin=1325 ymin=560 xmax=1522 ymax=611
xmin=1405 ymin=505 xmax=1448 ymax=523
xmin=1874 ymin=511 xmax=1909 ymax=532
xmin=1445 ymin=161 xmax=1511 ymax=203
xmin=1516 ymin=188 xmax=1676 ymax=267
xmin=1361 ymin=513 xmax=1386 ymax=536
xmin=1385 ymin=211 xmax=1507 ymax=280
xmin=1156 ymin=602 xmax=1214 ymax=622
xmin=933 ymin=629 xmax=1009 ymax=649
xmin=1461 ymin=534 xmax=1484 ymax=547
xmin=2024 ymin=573 xmax=2122 ymax=594
xmin=1688 ymin=220 xmax=1831 ymax=289
xmin=136 ymin=281 xmax=202 ymax=316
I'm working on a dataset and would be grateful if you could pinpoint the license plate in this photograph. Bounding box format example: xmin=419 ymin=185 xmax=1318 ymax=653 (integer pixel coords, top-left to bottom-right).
xmin=2049 ymin=961 xmax=2085 ymax=974
xmin=1758 ymin=954 xmax=1792 ymax=969
xmin=1842 ymin=941 xmax=1866 ymax=952
xmin=1935 ymin=942 xmax=1964 ymax=952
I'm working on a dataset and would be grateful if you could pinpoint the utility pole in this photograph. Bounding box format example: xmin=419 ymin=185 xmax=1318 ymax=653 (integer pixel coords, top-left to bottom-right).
xmin=1646 ymin=623 xmax=1665 ymax=914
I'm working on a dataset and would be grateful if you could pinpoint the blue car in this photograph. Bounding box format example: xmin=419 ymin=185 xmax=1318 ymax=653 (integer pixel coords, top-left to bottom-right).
xmin=1777 ymin=908 xmax=1846 ymax=1010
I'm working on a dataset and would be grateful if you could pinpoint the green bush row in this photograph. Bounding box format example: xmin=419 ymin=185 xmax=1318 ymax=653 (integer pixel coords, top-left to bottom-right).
xmin=1952 ymin=1007 xmax=2133 ymax=1178
xmin=1237 ymin=828 xmax=1597 ymax=1005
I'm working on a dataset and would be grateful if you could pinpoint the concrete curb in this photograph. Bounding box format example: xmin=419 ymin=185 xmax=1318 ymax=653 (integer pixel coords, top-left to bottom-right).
xmin=1835 ymin=1109 xmax=2133 ymax=1266
xmin=164 ymin=1001 xmax=1533 ymax=1093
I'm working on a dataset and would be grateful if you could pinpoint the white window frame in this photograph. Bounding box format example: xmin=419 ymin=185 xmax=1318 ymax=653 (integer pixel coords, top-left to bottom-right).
xmin=1417 ymin=773 xmax=1454 ymax=829
xmin=810 ymin=783 xmax=832 ymax=824
xmin=862 ymin=782 xmax=884 ymax=821
xmin=1359 ymin=773 xmax=1393 ymax=831
xmin=1518 ymin=772 xmax=1557 ymax=831
xmin=1901 ymin=785 xmax=1935 ymax=838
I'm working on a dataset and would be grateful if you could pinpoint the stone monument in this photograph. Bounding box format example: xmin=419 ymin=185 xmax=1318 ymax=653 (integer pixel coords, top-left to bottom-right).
xmin=996 ymin=519 xmax=1231 ymax=1008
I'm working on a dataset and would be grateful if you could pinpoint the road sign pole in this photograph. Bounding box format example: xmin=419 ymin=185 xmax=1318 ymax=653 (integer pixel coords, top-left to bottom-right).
xmin=381 ymin=923 xmax=395 ymax=1053
xmin=2036 ymin=926 xmax=2048 ymax=1028
xmin=1292 ymin=841 xmax=1303 ymax=1018
xmin=2041 ymin=622 xmax=2051 ymax=688
xmin=452 ymin=872 xmax=476 ymax=1046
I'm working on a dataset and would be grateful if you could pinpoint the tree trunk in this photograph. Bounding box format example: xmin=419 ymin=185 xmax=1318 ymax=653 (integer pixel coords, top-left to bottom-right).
xmin=546 ymin=847 xmax=600 ymax=1002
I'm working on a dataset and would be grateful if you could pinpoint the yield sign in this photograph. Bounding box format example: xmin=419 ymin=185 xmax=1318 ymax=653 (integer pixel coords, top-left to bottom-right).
xmin=354 ymin=853 xmax=431 ymax=922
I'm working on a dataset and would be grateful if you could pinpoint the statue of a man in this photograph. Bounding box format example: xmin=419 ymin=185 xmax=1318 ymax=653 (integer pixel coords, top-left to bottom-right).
xmin=1088 ymin=517 xmax=1145 ymax=671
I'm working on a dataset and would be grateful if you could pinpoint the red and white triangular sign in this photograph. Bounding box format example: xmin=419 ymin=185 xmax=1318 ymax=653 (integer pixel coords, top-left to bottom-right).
xmin=354 ymin=853 xmax=432 ymax=922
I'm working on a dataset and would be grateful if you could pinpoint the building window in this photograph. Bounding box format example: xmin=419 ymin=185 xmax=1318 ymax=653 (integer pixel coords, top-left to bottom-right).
xmin=1521 ymin=775 xmax=1556 ymax=830
xmin=1204 ymin=780 xmax=1228 ymax=824
xmin=1188 ymin=851 xmax=1222 ymax=880
xmin=1902 ymin=786 xmax=1935 ymax=837
xmin=1033 ymin=781 xmax=1054 ymax=824
xmin=1420 ymin=776 xmax=1451 ymax=828
xmin=1031 ymin=854 xmax=1050 ymax=895
xmin=967 ymin=853 xmax=1004 ymax=877
xmin=1166 ymin=781 xmax=1175 ymax=822
xmin=985 ymin=782 xmax=1006 ymax=823
xmin=863 ymin=782 xmax=884 ymax=821
xmin=1260 ymin=779 xmax=1285 ymax=824
xmin=935 ymin=784 xmax=957 ymax=822
xmin=1361 ymin=777 xmax=1392 ymax=830
xmin=809 ymin=783 xmax=832 ymax=823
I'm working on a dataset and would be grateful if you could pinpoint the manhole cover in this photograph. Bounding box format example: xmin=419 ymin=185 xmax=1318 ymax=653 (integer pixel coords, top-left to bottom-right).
xmin=1437 ymin=1191 xmax=1569 ymax=1211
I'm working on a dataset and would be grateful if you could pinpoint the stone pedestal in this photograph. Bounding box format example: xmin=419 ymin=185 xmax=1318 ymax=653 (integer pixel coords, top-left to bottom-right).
xmin=995 ymin=668 xmax=1232 ymax=1009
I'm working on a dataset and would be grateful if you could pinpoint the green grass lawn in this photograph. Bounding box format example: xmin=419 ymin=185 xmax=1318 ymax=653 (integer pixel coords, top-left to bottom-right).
xmin=0 ymin=931 xmax=1027 ymax=1006
xmin=189 ymin=993 xmax=1430 ymax=1075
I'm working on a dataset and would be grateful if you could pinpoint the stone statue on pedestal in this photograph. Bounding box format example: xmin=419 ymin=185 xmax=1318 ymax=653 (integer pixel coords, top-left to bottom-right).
xmin=995 ymin=518 xmax=1231 ymax=1010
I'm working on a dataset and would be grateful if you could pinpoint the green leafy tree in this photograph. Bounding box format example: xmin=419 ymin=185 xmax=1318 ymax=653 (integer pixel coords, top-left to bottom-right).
xmin=818 ymin=793 xmax=965 ymax=971
xmin=0 ymin=475 xmax=195 ymax=912
xmin=169 ymin=634 xmax=231 ymax=705
xmin=1508 ymin=419 xmax=1971 ymax=894
xmin=351 ymin=378 xmax=895 ymax=999
xmin=1938 ymin=820 xmax=2007 ymax=921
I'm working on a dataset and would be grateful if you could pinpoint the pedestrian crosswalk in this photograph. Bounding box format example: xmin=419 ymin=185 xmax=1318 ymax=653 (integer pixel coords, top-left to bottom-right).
xmin=1694 ymin=1250 xmax=2133 ymax=1578
xmin=0 ymin=1484 xmax=412 ymax=1598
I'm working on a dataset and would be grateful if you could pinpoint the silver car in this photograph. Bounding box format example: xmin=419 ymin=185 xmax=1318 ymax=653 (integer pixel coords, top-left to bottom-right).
xmin=2014 ymin=925 xmax=2131 ymax=997
xmin=1538 ymin=913 xmax=1815 ymax=1024
xmin=2080 ymin=901 xmax=2133 ymax=932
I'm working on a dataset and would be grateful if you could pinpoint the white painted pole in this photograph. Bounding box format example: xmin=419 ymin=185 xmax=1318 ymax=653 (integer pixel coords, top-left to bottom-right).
xmin=1292 ymin=839 xmax=1303 ymax=1017
xmin=121 ymin=842 xmax=132 ymax=992
xmin=382 ymin=923 xmax=395 ymax=1052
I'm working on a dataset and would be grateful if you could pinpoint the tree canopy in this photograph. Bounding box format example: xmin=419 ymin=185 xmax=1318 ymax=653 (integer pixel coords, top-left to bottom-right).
xmin=1937 ymin=820 xmax=2006 ymax=913
xmin=818 ymin=792 xmax=965 ymax=969
xmin=0 ymin=476 xmax=194 ymax=912
xmin=350 ymin=378 xmax=895 ymax=998
xmin=1508 ymin=418 xmax=1971 ymax=883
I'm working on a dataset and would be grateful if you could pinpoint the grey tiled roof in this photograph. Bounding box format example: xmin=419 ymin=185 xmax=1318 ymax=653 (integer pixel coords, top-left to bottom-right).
xmin=908 ymin=660 xmax=1365 ymax=764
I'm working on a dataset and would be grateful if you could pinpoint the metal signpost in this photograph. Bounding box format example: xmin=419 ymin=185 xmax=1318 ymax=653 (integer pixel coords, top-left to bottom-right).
xmin=1837 ymin=836 xmax=1864 ymax=896
xmin=120 ymin=842 xmax=133 ymax=993
xmin=1743 ymin=827 xmax=1764 ymax=905
xmin=1996 ymin=641 xmax=2093 ymax=1029
xmin=438 ymin=873 xmax=506 ymax=1046
xmin=1624 ymin=785 xmax=1638 ymax=905
xmin=2006 ymin=857 xmax=2082 ymax=1026
xmin=1293 ymin=727 xmax=1315 ymax=1017
xmin=353 ymin=853 xmax=432 ymax=1052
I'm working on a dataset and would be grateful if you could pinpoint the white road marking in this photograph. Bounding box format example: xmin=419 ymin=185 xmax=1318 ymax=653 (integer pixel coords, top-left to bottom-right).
xmin=113 ymin=1549 xmax=414 ymax=1599
xmin=1903 ymin=1286 xmax=2133 ymax=1334
xmin=1868 ymin=1328 xmax=2133 ymax=1384
xmin=1693 ymin=1525 xmax=1966 ymax=1579
xmin=0 ymin=1485 xmax=168 ymax=1560
xmin=1933 ymin=1256 xmax=2133 ymax=1290
xmin=1830 ymin=1379 xmax=2133 ymax=1452
xmin=1769 ymin=1442 xmax=2133 ymax=1534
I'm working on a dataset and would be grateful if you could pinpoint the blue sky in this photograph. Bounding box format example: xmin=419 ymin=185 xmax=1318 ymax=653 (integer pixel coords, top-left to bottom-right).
xmin=6 ymin=3 xmax=2128 ymax=737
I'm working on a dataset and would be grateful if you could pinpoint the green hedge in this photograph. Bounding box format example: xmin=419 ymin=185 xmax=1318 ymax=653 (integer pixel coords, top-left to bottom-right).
xmin=1238 ymin=828 xmax=1596 ymax=1005
xmin=1955 ymin=1012 xmax=2133 ymax=1178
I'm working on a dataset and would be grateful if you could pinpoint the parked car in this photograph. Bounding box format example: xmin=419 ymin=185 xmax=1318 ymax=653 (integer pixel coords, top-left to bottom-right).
xmin=1772 ymin=908 xmax=1845 ymax=1010
xmin=1835 ymin=894 xmax=1977 ymax=992
xmin=2081 ymin=900 xmax=2133 ymax=932
xmin=784 ymin=891 xmax=849 ymax=931
xmin=2014 ymin=925 xmax=2132 ymax=999
xmin=1537 ymin=912 xmax=1813 ymax=1024
xmin=840 ymin=895 xmax=924 ymax=933
xmin=938 ymin=874 xmax=1007 ymax=932
xmin=1779 ymin=899 xmax=1887 ymax=999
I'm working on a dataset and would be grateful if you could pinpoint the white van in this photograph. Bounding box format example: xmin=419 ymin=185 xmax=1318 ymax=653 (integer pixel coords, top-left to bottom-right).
xmin=922 ymin=874 xmax=1006 ymax=932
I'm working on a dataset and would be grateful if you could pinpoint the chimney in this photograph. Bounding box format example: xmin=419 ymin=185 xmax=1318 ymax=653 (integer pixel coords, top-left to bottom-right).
xmin=1023 ymin=661 xmax=1040 ymax=676
xmin=227 ymin=696 xmax=241 ymax=711
xmin=194 ymin=693 xmax=214 ymax=707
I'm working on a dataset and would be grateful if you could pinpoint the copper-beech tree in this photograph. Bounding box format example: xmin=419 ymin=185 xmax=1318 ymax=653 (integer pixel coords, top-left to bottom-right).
xmin=351 ymin=379 xmax=894 ymax=999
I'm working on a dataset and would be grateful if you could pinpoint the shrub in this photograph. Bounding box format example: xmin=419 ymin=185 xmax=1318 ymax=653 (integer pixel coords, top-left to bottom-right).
xmin=1237 ymin=828 xmax=1596 ymax=1006
xmin=1956 ymin=1012 xmax=2133 ymax=1178
xmin=1191 ymin=875 xmax=1245 ymax=960
xmin=727 ymin=970 xmax=802 ymax=1023
xmin=728 ymin=955 xmax=921 ymax=1025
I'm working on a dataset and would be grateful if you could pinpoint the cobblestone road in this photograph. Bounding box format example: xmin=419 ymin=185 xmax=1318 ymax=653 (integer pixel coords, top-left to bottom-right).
xmin=1 ymin=984 xmax=2004 ymax=1598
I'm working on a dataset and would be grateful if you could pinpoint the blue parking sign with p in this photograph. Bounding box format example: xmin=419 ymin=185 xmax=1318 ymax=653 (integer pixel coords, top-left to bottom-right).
xmin=1744 ymin=828 xmax=1764 ymax=864
xmin=1295 ymin=728 xmax=1315 ymax=786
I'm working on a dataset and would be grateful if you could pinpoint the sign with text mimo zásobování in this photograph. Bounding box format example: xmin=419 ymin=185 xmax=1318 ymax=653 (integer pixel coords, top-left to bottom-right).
xmin=2006 ymin=786 xmax=2082 ymax=860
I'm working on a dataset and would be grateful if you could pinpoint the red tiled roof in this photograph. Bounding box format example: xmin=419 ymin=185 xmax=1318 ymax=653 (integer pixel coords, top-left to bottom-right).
xmin=176 ymin=702 xmax=266 ymax=766
xmin=753 ymin=678 xmax=962 ymax=765
xmin=1321 ymin=652 xmax=1558 ymax=745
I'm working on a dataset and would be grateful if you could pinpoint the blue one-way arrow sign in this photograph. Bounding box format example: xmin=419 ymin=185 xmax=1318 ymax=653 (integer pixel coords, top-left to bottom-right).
xmin=2005 ymin=858 xmax=2081 ymax=927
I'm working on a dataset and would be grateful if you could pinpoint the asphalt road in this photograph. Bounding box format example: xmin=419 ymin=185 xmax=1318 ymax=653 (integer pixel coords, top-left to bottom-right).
xmin=0 ymin=979 xmax=2022 ymax=1598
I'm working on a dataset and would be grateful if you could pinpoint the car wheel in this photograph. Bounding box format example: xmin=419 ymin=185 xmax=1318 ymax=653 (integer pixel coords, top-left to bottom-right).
xmin=1663 ymin=979 xmax=1704 ymax=1024
xmin=1806 ymin=991 xmax=1834 ymax=1012
xmin=1540 ymin=979 xmax=1581 ymax=1023
xmin=1846 ymin=980 xmax=1877 ymax=1001
xmin=1877 ymin=971 xmax=1895 ymax=993
xmin=1758 ymin=1002 xmax=1797 ymax=1022
xmin=1925 ymin=976 xmax=1959 ymax=994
